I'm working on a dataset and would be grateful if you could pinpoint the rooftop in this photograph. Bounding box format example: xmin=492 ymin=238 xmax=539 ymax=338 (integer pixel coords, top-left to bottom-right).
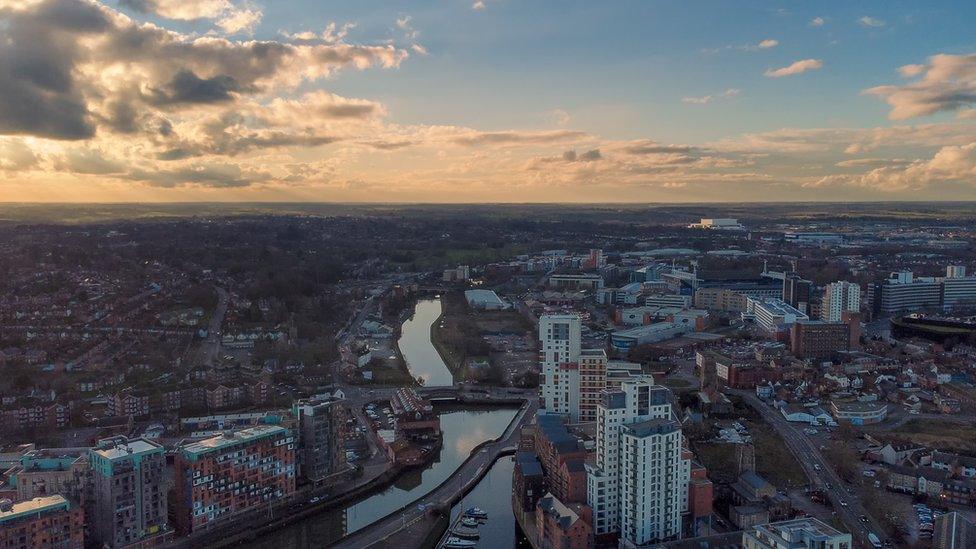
xmin=181 ymin=425 xmax=287 ymax=458
xmin=0 ymin=495 xmax=70 ymax=525
xmin=91 ymin=438 xmax=162 ymax=461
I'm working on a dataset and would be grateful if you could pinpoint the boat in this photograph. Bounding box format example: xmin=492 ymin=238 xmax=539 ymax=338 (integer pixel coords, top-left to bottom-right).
xmin=450 ymin=526 xmax=481 ymax=540
xmin=460 ymin=517 xmax=480 ymax=528
xmin=443 ymin=537 xmax=477 ymax=548
xmin=463 ymin=507 xmax=488 ymax=519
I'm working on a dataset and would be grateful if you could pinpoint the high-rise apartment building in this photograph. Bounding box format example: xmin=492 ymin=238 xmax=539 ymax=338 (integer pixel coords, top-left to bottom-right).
xmin=172 ymin=425 xmax=296 ymax=534
xmin=539 ymin=314 xmax=582 ymax=420
xmin=0 ymin=495 xmax=84 ymax=549
xmin=586 ymin=379 xmax=689 ymax=545
xmin=821 ymin=281 xmax=860 ymax=322
xmin=293 ymin=395 xmax=345 ymax=482
xmin=933 ymin=512 xmax=976 ymax=549
xmin=89 ymin=437 xmax=170 ymax=548
xmin=579 ymin=349 xmax=607 ymax=423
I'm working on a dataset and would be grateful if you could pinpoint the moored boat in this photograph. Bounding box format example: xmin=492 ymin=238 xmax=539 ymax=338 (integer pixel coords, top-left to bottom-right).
xmin=443 ymin=537 xmax=477 ymax=548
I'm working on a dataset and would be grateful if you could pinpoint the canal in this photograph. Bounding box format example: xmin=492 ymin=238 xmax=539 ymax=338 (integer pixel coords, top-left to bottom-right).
xmin=399 ymin=297 xmax=454 ymax=387
xmin=240 ymin=405 xmax=518 ymax=548
xmin=447 ymin=455 xmax=531 ymax=548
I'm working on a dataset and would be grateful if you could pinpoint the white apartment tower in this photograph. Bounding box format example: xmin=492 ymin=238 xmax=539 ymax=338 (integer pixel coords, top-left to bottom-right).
xmin=820 ymin=281 xmax=861 ymax=322
xmin=539 ymin=314 xmax=582 ymax=420
xmin=586 ymin=379 xmax=689 ymax=545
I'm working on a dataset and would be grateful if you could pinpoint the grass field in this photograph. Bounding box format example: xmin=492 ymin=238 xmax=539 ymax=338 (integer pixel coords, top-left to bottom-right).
xmin=891 ymin=419 xmax=976 ymax=453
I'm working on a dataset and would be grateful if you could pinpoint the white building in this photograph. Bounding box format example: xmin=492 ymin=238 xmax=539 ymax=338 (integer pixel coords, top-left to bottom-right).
xmin=746 ymin=298 xmax=808 ymax=333
xmin=688 ymin=218 xmax=745 ymax=230
xmin=645 ymin=294 xmax=692 ymax=309
xmin=821 ymin=281 xmax=861 ymax=322
xmin=742 ymin=517 xmax=852 ymax=549
xmin=586 ymin=380 xmax=689 ymax=545
xmin=539 ymin=314 xmax=582 ymax=420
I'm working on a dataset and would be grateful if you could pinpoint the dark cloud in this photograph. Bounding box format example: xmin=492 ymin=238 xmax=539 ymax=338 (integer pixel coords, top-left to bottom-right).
xmin=0 ymin=0 xmax=109 ymax=139
xmin=150 ymin=70 xmax=247 ymax=105
xmin=621 ymin=141 xmax=695 ymax=155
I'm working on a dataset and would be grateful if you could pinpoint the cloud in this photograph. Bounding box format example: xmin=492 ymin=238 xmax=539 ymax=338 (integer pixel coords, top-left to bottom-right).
xmin=119 ymin=0 xmax=230 ymax=20
xmin=411 ymin=44 xmax=429 ymax=56
xmin=0 ymin=138 xmax=39 ymax=171
xmin=682 ymin=88 xmax=739 ymax=104
xmin=898 ymin=64 xmax=926 ymax=78
xmin=865 ymin=53 xmax=976 ymax=119
xmin=764 ymin=59 xmax=823 ymax=78
xmin=471 ymin=1 xmax=485 ymax=11
xmin=216 ymin=4 xmax=262 ymax=35
xmin=810 ymin=17 xmax=825 ymax=27
xmin=816 ymin=143 xmax=976 ymax=191
xmin=703 ymin=39 xmax=779 ymax=54
xmin=449 ymin=129 xmax=587 ymax=146
xmin=859 ymin=16 xmax=886 ymax=28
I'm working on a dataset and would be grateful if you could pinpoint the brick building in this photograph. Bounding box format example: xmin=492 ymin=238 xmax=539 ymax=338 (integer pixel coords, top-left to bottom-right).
xmin=0 ymin=495 xmax=84 ymax=549
xmin=171 ymin=425 xmax=296 ymax=534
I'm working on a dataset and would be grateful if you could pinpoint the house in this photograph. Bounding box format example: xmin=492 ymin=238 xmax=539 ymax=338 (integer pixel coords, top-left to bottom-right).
xmin=932 ymin=451 xmax=976 ymax=478
xmin=877 ymin=442 xmax=924 ymax=466
xmin=535 ymin=493 xmax=592 ymax=549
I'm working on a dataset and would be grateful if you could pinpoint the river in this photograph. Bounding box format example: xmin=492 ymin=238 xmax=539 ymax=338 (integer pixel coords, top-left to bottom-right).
xmin=238 ymin=298 xmax=516 ymax=548
xmin=399 ymin=298 xmax=454 ymax=387
xmin=447 ymin=455 xmax=532 ymax=548
xmin=239 ymin=406 xmax=518 ymax=548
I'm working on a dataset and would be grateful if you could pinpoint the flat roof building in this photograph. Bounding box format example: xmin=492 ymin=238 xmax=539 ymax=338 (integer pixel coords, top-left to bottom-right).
xmin=0 ymin=495 xmax=84 ymax=549
xmin=742 ymin=517 xmax=852 ymax=549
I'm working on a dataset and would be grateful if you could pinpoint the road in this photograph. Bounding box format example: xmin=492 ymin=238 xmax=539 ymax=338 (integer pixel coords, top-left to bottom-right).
xmin=199 ymin=286 xmax=228 ymax=367
xmin=728 ymin=389 xmax=887 ymax=548
xmin=332 ymin=398 xmax=538 ymax=549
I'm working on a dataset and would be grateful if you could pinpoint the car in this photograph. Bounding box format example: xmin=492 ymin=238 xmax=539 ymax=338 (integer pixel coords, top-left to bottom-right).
xmin=839 ymin=500 xmax=848 ymax=507
xmin=860 ymin=515 xmax=869 ymax=523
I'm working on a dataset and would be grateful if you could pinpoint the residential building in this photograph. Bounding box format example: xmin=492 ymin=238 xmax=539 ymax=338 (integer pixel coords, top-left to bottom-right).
xmin=172 ymin=425 xmax=296 ymax=534
xmin=790 ymin=320 xmax=852 ymax=360
xmin=586 ymin=379 xmax=688 ymax=545
xmin=821 ymin=281 xmax=861 ymax=322
xmin=645 ymin=294 xmax=692 ymax=309
xmin=6 ymin=448 xmax=89 ymax=503
xmin=742 ymin=517 xmax=852 ymax=549
xmin=579 ymin=349 xmax=607 ymax=423
xmin=89 ymin=437 xmax=170 ymax=548
xmin=293 ymin=395 xmax=345 ymax=483
xmin=539 ymin=314 xmax=582 ymax=420
xmin=535 ymin=493 xmax=592 ymax=549
xmin=688 ymin=218 xmax=744 ymax=230
xmin=0 ymin=495 xmax=84 ymax=549
xmin=694 ymin=288 xmax=748 ymax=313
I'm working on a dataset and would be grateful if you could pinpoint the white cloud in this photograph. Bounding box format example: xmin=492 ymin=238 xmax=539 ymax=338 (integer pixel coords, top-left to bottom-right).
xmin=472 ymin=1 xmax=485 ymax=11
xmin=859 ymin=16 xmax=886 ymax=28
xmin=757 ymin=39 xmax=778 ymax=49
xmin=411 ymin=44 xmax=429 ymax=56
xmin=216 ymin=5 xmax=262 ymax=35
xmin=764 ymin=59 xmax=823 ymax=78
xmin=810 ymin=17 xmax=825 ymax=27
xmin=682 ymin=89 xmax=739 ymax=105
xmin=865 ymin=53 xmax=976 ymax=119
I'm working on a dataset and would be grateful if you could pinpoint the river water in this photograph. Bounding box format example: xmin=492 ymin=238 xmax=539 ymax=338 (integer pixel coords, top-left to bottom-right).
xmin=239 ymin=406 xmax=518 ymax=548
xmin=447 ymin=455 xmax=532 ymax=549
xmin=399 ymin=298 xmax=454 ymax=387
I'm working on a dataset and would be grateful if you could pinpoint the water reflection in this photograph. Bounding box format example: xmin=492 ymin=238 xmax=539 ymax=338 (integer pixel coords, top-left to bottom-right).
xmin=238 ymin=406 xmax=517 ymax=548
xmin=399 ymin=298 xmax=454 ymax=387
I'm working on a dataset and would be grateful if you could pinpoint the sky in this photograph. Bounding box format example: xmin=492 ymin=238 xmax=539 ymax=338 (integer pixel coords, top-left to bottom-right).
xmin=3 ymin=0 xmax=976 ymax=203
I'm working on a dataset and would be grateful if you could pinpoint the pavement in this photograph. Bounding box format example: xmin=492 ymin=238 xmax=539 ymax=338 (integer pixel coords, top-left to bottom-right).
xmin=728 ymin=389 xmax=889 ymax=548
